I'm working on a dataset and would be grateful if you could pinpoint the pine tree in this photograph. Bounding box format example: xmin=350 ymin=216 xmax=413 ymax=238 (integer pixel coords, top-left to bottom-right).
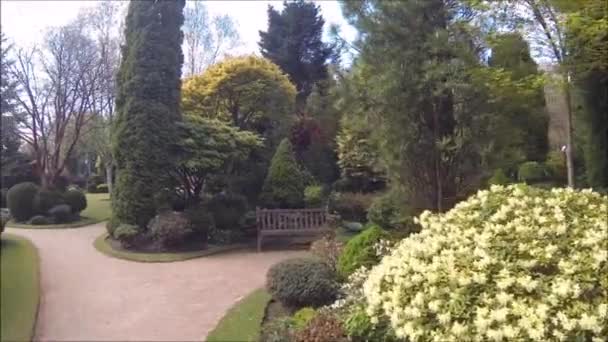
xmin=111 ymin=0 xmax=185 ymax=229
xmin=259 ymin=0 xmax=334 ymax=110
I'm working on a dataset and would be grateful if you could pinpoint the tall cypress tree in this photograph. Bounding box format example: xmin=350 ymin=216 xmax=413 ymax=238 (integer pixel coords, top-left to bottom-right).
xmin=259 ymin=0 xmax=334 ymax=109
xmin=111 ymin=0 xmax=185 ymax=230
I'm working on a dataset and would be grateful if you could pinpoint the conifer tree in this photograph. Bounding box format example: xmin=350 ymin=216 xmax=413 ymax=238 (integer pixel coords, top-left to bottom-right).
xmin=111 ymin=0 xmax=185 ymax=229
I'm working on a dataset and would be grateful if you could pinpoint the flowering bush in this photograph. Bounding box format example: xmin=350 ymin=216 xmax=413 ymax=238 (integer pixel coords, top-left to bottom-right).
xmin=363 ymin=184 xmax=608 ymax=341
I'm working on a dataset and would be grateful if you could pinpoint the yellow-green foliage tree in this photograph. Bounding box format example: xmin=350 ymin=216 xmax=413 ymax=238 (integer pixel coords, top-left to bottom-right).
xmin=182 ymin=55 xmax=297 ymax=141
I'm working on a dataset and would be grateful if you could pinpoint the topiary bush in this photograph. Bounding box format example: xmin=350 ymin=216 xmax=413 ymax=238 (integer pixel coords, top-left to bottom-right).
xmin=34 ymin=189 xmax=65 ymax=215
xmin=362 ymin=185 xmax=608 ymax=341
xmin=114 ymin=224 xmax=140 ymax=248
xmin=64 ymin=188 xmax=87 ymax=214
xmin=518 ymin=161 xmax=548 ymax=183
xmin=27 ymin=215 xmax=53 ymax=225
xmin=260 ymin=139 xmax=307 ymax=209
xmin=48 ymin=204 xmax=73 ymax=223
xmin=7 ymin=182 xmax=40 ymax=222
xmin=304 ymin=185 xmax=325 ymax=208
xmin=328 ymin=191 xmax=375 ymax=222
xmin=293 ymin=312 xmax=348 ymax=342
xmin=147 ymin=211 xmax=193 ymax=249
xmin=266 ymin=257 xmax=339 ymax=309
xmin=337 ymin=224 xmax=390 ymax=279
xmin=207 ymin=192 xmax=247 ymax=231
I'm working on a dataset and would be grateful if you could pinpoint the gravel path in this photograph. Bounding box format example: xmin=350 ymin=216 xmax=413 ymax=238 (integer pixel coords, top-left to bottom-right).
xmin=7 ymin=224 xmax=304 ymax=341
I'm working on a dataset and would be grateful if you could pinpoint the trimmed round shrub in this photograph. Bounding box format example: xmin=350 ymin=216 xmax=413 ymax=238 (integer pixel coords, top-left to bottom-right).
xmin=293 ymin=312 xmax=348 ymax=342
xmin=337 ymin=224 xmax=390 ymax=279
xmin=1 ymin=188 xmax=7 ymax=208
xmin=114 ymin=224 xmax=140 ymax=248
xmin=207 ymin=193 xmax=247 ymax=231
xmin=48 ymin=204 xmax=73 ymax=223
xmin=147 ymin=211 xmax=193 ymax=249
xmin=266 ymin=257 xmax=338 ymax=309
xmin=304 ymin=185 xmax=324 ymax=208
xmin=28 ymin=215 xmax=53 ymax=225
xmin=362 ymin=185 xmax=608 ymax=341
xmin=328 ymin=191 xmax=375 ymax=222
xmin=64 ymin=188 xmax=87 ymax=214
xmin=34 ymin=189 xmax=65 ymax=215
xmin=7 ymin=182 xmax=40 ymax=222
xmin=488 ymin=168 xmax=510 ymax=185
xmin=518 ymin=161 xmax=547 ymax=183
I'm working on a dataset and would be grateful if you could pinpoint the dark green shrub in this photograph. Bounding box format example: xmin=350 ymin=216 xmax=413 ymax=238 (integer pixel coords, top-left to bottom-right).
xmin=328 ymin=192 xmax=375 ymax=222
xmin=260 ymin=139 xmax=307 ymax=208
xmin=48 ymin=204 xmax=73 ymax=223
xmin=7 ymin=182 xmax=40 ymax=222
xmin=34 ymin=189 xmax=65 ymax=215
xmin=266 ymin=257 xmax=338 ymax=309
xmin=293 ymin=312 xmax=348 ymax=342
xmin=207 ymin=193 xmax=247 ymax=230
xmin=147 ymin=211 xmax=193 ymax=249
xmin=337 ymin=225 xmax=390 ymax=279
xmin=545 ymin=150 xmax=567 ymax=182
xmin=64 ymin=188 xmax=87 ymax=214
xmin=53 ymin=176 xmax=69 ymax=192
xmin=28 ymin=215 xmax=53 ymax=225
xmin=96 ymin=184 xmax=109 ymax=193
xmin=114 ymin=224 xmax=140 ymax=248
xmin=208 ymin=226 xmax=243 ymax=245
xmin=518 ymin=161 xmax=548 ymax=183
xmin=304 ymin=185 xmax=324 ymax=208
xmin=1 ymin=209 xmax=10 ymax=234
xmin=183 ymin=205 xmax=213 ymax=243
xmin=1 ymin=188 xmax=7 ymax=208
xmin=367 ymin=191 xmax=414 ymax=231
xmin=488 ymin=169 xmax=510 ymax=185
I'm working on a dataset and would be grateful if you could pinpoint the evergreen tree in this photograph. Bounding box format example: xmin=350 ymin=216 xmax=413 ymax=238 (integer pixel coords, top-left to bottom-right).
xmin=260 ymin=139 xmax=308 ymax=208
xmin=259 ymin=0 xmax=334 ymax=110
xmin=111 ymin=0 xmax=185 ymax=229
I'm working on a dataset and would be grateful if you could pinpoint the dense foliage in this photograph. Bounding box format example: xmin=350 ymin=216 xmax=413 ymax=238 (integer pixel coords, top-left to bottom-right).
xmin=64 ymin=189 xmax=87 ymax=214
xmin=362 ymin=185 xmax=608 ymax=341
xmin=112 ymin=0 xmax=185 ymax=229
xmin=261 ymin=139 xmax=309 ymax=208
xmin=6 ymin=182 xmax=39 ymax=222
xmin=266 ymin=257 xmax=338 ymax=309
xmin=337 ymin=225 xmax=390 ymax=279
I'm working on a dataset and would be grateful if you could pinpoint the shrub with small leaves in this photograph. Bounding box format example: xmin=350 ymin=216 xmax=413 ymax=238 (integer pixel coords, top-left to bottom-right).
xmin=266 ymin=257 xmax=339 ymax=309
xmin=260 ymin=317 xmax=294 ymax=342
xmin=64 ymin=188 xmax=87 ymax=214
xmin=545 ymin=150 xmax=567 ymax=182
xmin=488 ymin=168 xmax=511 ymax=185
xmin=518 ymin=161 xmax=548 ymax=183
xmin=48 ymin=204 xmax=73 ymax=223
xmin=304 ymin=185 xmax=325 ymax=208
xmin=114 ymin=224 xmax=140 ymax=248
xmin=363 ymin=185 xmax=608 ymax=341
xmin=27 ymin=215 xmax=53 ymax=225
xmin=293 ymin=312 xmax=348 ymax=342
xmin=310 ymin=234 xmax=344 ymax=271
xmin=292 ymin=307 xmax=317 ymax=329
xmin=337 ymin=225 xmax=390 ymax=279
xmin=7 ymin=182 xmax=40 ymax=222
xmin=207 ymin=192 xmax=247 ymax=231
xmin=183 ymin=205 xmax=213 ymax=243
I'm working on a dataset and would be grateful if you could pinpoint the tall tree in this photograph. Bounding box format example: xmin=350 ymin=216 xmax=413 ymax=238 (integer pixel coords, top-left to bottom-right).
xmin=259 ymin=0 xmax=334 ymax=110
xmin=111 ymin=0 xmax=185 ymax=229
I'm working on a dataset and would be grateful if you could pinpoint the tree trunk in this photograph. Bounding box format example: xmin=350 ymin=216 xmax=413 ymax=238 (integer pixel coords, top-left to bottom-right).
xmin=563 ymin=78 xmax=575 ymax=188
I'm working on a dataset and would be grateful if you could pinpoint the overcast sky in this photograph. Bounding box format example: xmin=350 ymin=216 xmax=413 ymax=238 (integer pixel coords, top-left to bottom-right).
xmin=1 ymin=0 xmax=357 ymax=55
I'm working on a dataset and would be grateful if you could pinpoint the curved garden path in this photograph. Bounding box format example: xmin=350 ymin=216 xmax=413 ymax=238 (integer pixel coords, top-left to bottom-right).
xmin=6 ymin=223 xmax=304 ymax=341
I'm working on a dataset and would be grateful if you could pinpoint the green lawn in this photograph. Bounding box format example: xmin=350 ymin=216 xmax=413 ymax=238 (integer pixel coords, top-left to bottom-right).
xmin=81 ymin=193 xmax=111 ymax=222
xmin=206 ymin=289 xmax=271 ymax=342
xmin=0 ymin=233 xmax=40 ymax=342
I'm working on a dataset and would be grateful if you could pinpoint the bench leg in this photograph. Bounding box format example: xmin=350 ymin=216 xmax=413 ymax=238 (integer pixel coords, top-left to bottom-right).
xmin=257 ymin=235 xmax=262 ymax=252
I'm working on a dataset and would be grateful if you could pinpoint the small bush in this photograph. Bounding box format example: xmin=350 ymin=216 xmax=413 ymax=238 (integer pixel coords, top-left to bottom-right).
xmin=7 ymin=182 xmax=40 ymax=222
xmin=545 ymin=150 xmax=567 ymax=182
xmin=487 ymin=168 xmax=510 ymax=185
xmin=208 ymin=226 xmax=243 ymax=245
xmin=1 ymin=188 xmax=7 ymax=208
xmin=366 ymin=190 xmax=414 ymax=231
xmin=328 ymin=192 xmax=375 ymax=222
xmin=304 ymin=185 xmax=324 ymax=208
xmin=337 ymin=224 xmax=390 ymax=279
xmin=48 ymin=204 xmax=73 ymax=223
xmin=28 ymin=215 xmax=53 ymax=225
xmin=266 ymin=257 xmax=338 ymax=309
xmin=96 ymin=184 xmax=109 ymax=193
xmin=310 ymin=234 xmax=344 ymax=271
xmin=147 ymin=211 xmax=193 ymax=249
xmin=518 ymin=161 xmax=547 ymax=183
xmin=207 ymin=193 xmax=247 ymax=231
xmin=183 ymin=205 xmax=213 ymax=243
xmin=292 ymin=307 xmax=317 ymax=329
xmin=34 ymin=189 xmax=65 ymax=215
xmin=293 ymin=312 xmax=348 ymax=342
xmin=114 ymin=224 xmax=140 ymax=248
xmin=64 ymin=188 xmax=87 ymax=214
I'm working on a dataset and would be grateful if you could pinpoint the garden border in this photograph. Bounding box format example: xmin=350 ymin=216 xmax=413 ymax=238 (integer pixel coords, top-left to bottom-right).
xmin=7 ymin=216 xmax=100 ymax=229
xmin=93 ymin=233 xmax=249 ymax=263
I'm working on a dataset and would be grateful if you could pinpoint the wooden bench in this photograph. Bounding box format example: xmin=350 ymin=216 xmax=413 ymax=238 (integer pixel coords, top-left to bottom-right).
xmin=256 ymin=208 xmax=329 ymax=252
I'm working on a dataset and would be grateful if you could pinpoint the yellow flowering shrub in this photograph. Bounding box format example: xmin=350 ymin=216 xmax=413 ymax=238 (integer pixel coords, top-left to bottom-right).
xmin=363 ymin=184 xmax=608 ymax=341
